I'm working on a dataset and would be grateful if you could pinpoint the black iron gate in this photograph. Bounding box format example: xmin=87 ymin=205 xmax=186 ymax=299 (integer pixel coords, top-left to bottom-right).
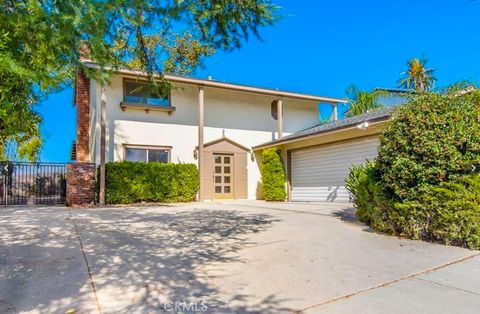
xmin=0 ymin=162 xmax=67 ymax=206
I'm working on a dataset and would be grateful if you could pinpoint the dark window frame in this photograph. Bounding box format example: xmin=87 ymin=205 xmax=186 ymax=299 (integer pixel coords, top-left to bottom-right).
xmin=123 ymin=145 xmax=172 ymax=163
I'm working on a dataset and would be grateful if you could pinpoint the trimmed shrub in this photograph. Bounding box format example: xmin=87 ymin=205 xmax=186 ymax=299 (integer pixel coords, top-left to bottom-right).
xmin=348 ymin=164 xmax=480 ymax=249
xmin=396 ymin=174 xmax=480 ymax=249
xmin=345 ymin=161 xmax=394 ymax=233
xmin=261 ymin=148 xmax=286 ymax=201
xmin=346 ymin=161 xmax=377 ymax=223
xmin=347 ymin=87 xmax=480 ymax=249
xmin=103 ymin=161 xmax=199 ymax=204
xmin=377 ymin=90 xmax=480 ymax=199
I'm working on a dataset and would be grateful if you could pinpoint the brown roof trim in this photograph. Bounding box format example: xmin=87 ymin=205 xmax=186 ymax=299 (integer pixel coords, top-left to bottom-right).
xmin=81 ymin=61 xmax=347 ymax=104
xmin=252 ymin=116 xmax=390 ymax=150
xmin=199 ymin=137 xmax=251 ymax=152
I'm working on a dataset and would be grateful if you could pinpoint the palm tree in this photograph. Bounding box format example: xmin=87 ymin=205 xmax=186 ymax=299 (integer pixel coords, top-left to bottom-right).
xmin=344 ymin=85 xmax=385 ymax=117
xmin=397 ymin=58 xmax=436 ymax=92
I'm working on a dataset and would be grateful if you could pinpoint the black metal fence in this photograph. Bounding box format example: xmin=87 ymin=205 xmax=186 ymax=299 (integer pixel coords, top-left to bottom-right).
xmin=0 ymin=162 xmax=67 ymax=206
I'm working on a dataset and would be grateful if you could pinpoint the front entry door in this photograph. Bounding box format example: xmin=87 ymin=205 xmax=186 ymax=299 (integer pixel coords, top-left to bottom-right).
xmin=213 ymin=153 xmax=234 ymax=199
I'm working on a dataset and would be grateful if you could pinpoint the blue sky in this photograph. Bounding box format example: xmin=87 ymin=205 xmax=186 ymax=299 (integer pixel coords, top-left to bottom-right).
xmin=38 ymin=0 xmax=480 ymax=162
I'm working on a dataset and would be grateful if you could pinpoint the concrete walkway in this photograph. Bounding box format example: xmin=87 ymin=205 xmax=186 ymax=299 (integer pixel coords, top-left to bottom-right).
xmin=0 ymin=201 xmax=479 ymax=313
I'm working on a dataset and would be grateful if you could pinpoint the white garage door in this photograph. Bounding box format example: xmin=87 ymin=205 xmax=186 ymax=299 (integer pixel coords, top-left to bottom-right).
xmin=291 ymin=136 xmax=379 ymax=202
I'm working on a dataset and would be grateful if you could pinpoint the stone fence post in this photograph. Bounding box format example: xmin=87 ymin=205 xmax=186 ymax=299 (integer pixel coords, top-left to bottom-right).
xmin=66 ymin=163 xmax=96 ymax=206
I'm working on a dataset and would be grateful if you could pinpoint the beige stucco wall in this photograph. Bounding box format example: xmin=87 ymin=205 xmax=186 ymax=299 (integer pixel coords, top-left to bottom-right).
xmin=89 ymin=73 xmax=323 ymax=199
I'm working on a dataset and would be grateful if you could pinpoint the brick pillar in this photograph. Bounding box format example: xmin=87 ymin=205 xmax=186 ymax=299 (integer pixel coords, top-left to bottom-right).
xmin=67 ymin=163 xmax=96 ymax=206
xmin=75 ymin=68 xmax=90 ymax=162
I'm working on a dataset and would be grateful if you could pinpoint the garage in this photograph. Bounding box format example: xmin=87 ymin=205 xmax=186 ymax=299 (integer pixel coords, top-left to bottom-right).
xmin=290 ymin=136 xmax=379 ymax=202
xmin=252 ymin=108 xmax=392 ymax=203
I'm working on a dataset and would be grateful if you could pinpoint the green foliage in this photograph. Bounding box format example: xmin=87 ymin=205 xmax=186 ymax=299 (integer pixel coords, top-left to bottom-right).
xmin=0 ymin=102 xmax=42 ymax=161
xmin=377 ymin=89 xmax=480 ymax=199
xmin=345 ymin=161 xmax=393 ymax=232
xmin=319 ymin=115 xmax=331 ymax=125
xmin=397 ymin=57 xmax=436 ymax=92
xmin=345 ymin=85 xmax=385 ymax=117
xmin=0 ymin=33 xmax=42 ymax=161
xmin=103 ymin=162 xmax=199 ymax=204
xmin=348 ymin=87 xmax=480 ymax=249
xmin=395 ymin=175 xmax=480 ymax=249
xmin=0 ymin=0 xmax=279 ymax=160
xmin=261 ymin=148 xmax=286 ymax=201
xmin=348 ymin=166 xmax=480 ymax=250
xmin=346 ymin=161 xmax=379 ymax=223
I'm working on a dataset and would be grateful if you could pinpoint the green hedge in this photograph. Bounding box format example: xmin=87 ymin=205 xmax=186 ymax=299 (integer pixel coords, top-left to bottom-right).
xmin=261 ymin=148 xmax=286 ymax=201
xmin=346 ymin=87 xmax=480 ymax=250
xmin=395 ymin=175 xmax=480 ymax=248
xmin=377 ymin=89 xmax=480 ymax=199
xmin=346 ymin=160 xmax=393 ymax=232
xmin=103 ymin=161 xmax=199 ymax=204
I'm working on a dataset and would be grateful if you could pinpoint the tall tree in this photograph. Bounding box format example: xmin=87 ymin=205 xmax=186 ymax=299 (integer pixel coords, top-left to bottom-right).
xmin=397 ymin=58 xmax=436 ymax=92
xmin=0 ymin=34 xmax=42 ymax=161
xmin=0 ymin=0 xmax=279 ymax=160
xmin=344 ymin=85 xmax=385 ymax=117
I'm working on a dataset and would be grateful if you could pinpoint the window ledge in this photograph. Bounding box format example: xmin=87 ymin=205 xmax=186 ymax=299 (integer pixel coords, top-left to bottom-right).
xmin=120 ymin=102 xmax=176 ymax=115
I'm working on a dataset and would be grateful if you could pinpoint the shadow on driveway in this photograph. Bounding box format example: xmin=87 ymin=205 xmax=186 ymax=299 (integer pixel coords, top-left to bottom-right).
xmin=331 ymin=206 xmax=375 ymax=232
xmin=0 ymin=206 xmax=98 ymax=313
xmin=73 ymin=207 xmax=294 ymax=313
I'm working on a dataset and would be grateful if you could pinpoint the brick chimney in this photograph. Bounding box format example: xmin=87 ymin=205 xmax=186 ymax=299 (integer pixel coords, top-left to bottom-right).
xmin=78 ymin=42 xmax=92 ymax=62
xmin=74 ymin=67 xmax=90 ymax=162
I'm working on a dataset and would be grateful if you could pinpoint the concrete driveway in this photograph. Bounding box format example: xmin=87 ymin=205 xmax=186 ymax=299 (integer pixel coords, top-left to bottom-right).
xmin=1 ymin=201 xmax=479 ymax=313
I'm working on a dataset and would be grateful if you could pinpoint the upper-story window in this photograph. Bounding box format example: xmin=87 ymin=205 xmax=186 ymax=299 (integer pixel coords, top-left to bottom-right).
xmin=123 ymin=79 xmax=170 ymax=106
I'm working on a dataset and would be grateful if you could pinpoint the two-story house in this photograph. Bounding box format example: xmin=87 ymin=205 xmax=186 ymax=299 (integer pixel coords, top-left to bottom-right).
xmin=73 ymin=60 xmax=389 ymax=202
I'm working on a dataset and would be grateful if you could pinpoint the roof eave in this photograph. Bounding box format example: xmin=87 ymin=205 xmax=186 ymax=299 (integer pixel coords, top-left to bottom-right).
xmin=80 ymin=61 xmax=347 ymax=104
xmin=252 ymin=116 xmax=390 ymax=150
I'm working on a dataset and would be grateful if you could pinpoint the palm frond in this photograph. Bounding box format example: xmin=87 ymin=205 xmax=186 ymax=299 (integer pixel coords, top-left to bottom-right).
xmin=397 ymin=57 xmax=436 ymax=92
xmin=345 ymin=88 xmax=385 ymax=117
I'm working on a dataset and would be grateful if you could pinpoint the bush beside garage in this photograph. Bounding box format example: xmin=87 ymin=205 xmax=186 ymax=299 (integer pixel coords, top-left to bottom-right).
xmin=347 ymin=87 xmax=480 ymax=249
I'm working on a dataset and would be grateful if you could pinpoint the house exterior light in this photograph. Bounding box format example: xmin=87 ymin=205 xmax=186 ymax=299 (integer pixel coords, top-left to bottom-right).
xmin=357 ymin=121 xmax=369 ymax=130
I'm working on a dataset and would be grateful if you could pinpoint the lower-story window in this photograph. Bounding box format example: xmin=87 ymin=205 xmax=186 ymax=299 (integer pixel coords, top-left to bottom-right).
xmin=124 ymin=145 xmax=171 ymax=163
